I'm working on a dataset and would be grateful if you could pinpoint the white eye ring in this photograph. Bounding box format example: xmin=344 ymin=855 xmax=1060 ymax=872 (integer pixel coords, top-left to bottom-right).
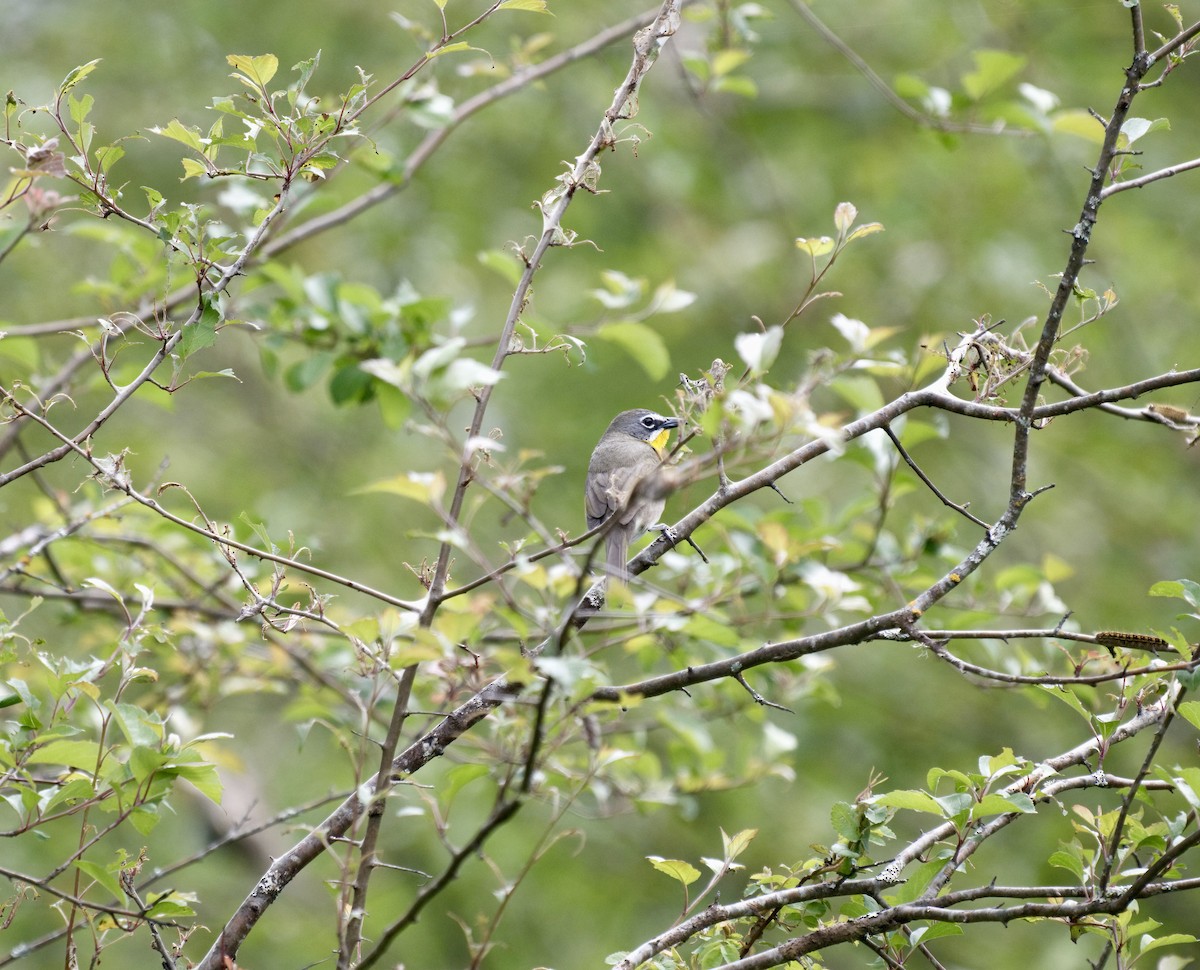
xmin=641 ymin=415 xmax=657 ymax=428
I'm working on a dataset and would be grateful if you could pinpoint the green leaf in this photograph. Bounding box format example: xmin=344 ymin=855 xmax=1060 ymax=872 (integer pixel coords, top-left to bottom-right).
xmin=1176 ymin=701 xmax=1200 ymax=733
xmin=536 ymin=655 xmax=600 ymax=692
xmin=173 ymin=763 xmax=223 ymax=804
xmin=590 ymin=270 xmax=645 ymax=310
xmin=682 ymin=54 xmax=711 ymax=84
xmin=650 ymin=280 xmax=696 ymax=314
xmin=1139 ymin=933 xmax=1199 ymax=956
xmin=356 ymin=471 xmax=446 ymax=504
xmin=961 ymin=49 xmax=1026 ymax=101
xmin=893 ymin=73 xmax=930 ymax=101
xmin=911 ymin=922 xmax=964 ymax=944
xmin=26 ymin=739 xmax=103 ymax=769
xmin=883 ymin=858 xmax=942 ymax=904
xmin=74 ymin=860 xmax=123 ymax=901
xmin=292 ymin=51 xmax=322 ymax=90
xmin=874 ymin=789 xmax=943 ymax=815
xmin=1165 ymin=766 xmax=1200 ymax=811
xmin=712 ymin=75 xmax=758 ymax=98
xmin=934 ymin=792 xmax=973 ymax=818
xmin=149 ymin=118 xmax=205 ymax=152
xmin=831 ymin=375 xmax=884 ymax=413
xmin=1119 ymin=116 xmax=1170 ymax=147
xmin=647 ymin=856 xmax=701 ymax=886
xmin=329 ymin=363 xmax=374 ymax=405
xmin=1052 ymin=109 xmax=1105 ymax=144
xmin=498 ymin=0 xmax=551 ymax=10
xmin=60 ymin=60 xmax=102 ymax=95
xmin=441 ymin=763 xmax=489 ymax=810
xmin=226 ymin=53 xmax=279 ymax=89
xmin=375 ymin=382 xmax=411 ymax=429
xmin=107 ymin=702 xmax=163 ymax=748
xmin=426 ymin=42 xmax=477 ymax=60
xmin=682 ymin=613 xmax=741 ymax=648
xmin=927 ymin=766 xmax=972 ymax=791
xmin=129 ymin=804 xmax=161 ymax=836
xmin=1178 ymin=666 xmax=1200 ymax=692
xmin=1039 ymin=684 xmax=1093 ymax=723
xmin=847 ymin=222 xmax=885 ymax=242
xmin=1048 ymin=848 xmax=1085 ymax=881
xmin=712 ymin=49 xmax=751 ymax=77
xmin=44 ymin=777 xmax=99 ymax=813
xmin=830 ymin=801 xmax=861 ymax=841
xmin=795 ymin=235 xmax=834 ymax=257
xmin=1093 ymin=709 xmax=1121 ymax=740
xmin=187 ymin=369 xmax=240 ymax=384
xmin=94 ymin=144 xmax=124 ymax=174
xmin=409 ymin=352 xmax=505 ymax=402
xmin=477 ymin=248 xmax=523 ymax=287
xmin=1150 ymin=578 xmax=1200 ymax=608
xmin=130 ymin=745 xmax=168 ymax=784
xmin=386 ymin=637 xmax=448 ymax=667
xmin=68 ymin=93 xmax=93 ymax=125
xmin=597 ymin=321 xmax=671 ymax=381
xmin=970 ymin=792 xmax=1034 ymax=819
xmin=143 ymin=890 xmax=198 ymax=918
xmin=285 ymin=350 xmax=334 ymax=392
xmin=175 ymin=156 xmax=205 ymax=179
xmin=409 ymin=339 xmax=462 ymax=378
xmin=0 ymin=336 xmax=40 ymax=371
xmin=177 ymin=301 xmax=220 ymax=360
xmin=721 ymin=828 xmax=757 ymax=859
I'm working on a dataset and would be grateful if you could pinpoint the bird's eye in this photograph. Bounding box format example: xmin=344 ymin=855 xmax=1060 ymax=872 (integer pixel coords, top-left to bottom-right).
xmin=641 ymin=415 xmax=657 ymax=428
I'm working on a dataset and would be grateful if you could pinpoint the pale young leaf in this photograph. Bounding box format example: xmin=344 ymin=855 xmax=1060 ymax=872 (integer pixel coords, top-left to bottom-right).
xmin=647 ymin=856 xmax=701 ymax=886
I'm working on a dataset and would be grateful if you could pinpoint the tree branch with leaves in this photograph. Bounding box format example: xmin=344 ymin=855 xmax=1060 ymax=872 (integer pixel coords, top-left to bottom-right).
xmin=3 ymin=3 xmax=1200 ymax=970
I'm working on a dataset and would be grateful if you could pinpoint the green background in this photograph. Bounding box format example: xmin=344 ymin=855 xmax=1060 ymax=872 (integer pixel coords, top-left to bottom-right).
xmin=3 ymin=1 xmax=1200 ymax=967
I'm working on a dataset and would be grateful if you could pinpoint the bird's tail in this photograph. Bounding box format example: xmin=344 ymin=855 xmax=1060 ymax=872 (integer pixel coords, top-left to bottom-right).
xmin=605 ymin=530 xmax=630 ymax=586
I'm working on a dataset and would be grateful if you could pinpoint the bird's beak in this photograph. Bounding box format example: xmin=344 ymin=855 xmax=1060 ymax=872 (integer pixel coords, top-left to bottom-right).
xmin=663 ymin=417 xmax=679 ymax=429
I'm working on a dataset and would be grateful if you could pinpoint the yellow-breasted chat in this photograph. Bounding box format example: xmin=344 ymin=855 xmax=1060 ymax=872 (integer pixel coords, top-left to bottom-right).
xmin=585 ymin=408 xmax=678 ymax=582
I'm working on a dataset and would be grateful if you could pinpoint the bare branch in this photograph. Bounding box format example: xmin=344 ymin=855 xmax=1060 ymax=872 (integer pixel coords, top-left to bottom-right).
xmin=882 ymin=423 xmax=989 ymax=528
xmin=1101 ymin=156 xmax=1200 ymax=197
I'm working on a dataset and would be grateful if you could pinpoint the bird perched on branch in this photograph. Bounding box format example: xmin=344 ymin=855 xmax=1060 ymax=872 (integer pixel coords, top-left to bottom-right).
xmin=585 ymin=408 xmax=679 ymax=583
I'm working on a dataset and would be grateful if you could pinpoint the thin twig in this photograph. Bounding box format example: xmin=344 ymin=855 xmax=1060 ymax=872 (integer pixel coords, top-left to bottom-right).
xmin=121 ymin=877 xmax=177 ymax=970
xmin=1100 ymin=156 xmax=1200 ymax=197
xmin=882 ymin=424 xmax=989 ymax=529
xmin=1098 ymin=664 xmax=1191 ymax=893
xmin=786 ymin=0 xmax=1031 ymax=137
xmin=357 ymin=798 xmax=522 ymax=970
xmin=337 ymin=663 xmax=418 ymax=968
xmin=733 ymin=671 xmax=794 ymax=713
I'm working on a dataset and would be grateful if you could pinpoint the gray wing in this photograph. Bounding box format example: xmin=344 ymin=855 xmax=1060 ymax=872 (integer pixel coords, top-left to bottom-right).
xmin=580 ymin=441 xmax=657 ymax=530
xmin=586 ymin=464 xmax=640 ymax=530
xmin=585 ymin=443 xmax=658 ymax=530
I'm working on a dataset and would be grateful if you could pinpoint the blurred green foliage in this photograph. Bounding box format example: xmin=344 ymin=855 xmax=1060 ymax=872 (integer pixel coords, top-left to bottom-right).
xmin=3 ymin=1 xmax=1200 ymax=968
